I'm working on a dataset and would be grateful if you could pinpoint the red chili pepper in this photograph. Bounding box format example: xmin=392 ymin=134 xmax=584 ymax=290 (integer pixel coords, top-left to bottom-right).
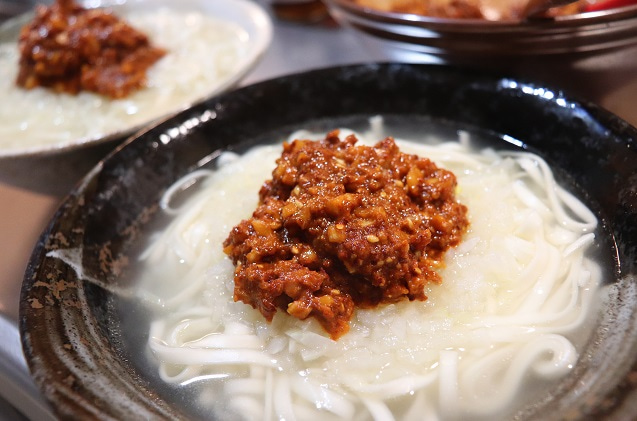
xmin=584 ymin=0 xmax=637 ymax=12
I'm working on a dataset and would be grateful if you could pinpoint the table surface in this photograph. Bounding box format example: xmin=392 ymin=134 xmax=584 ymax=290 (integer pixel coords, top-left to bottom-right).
xmin=1 ymin=2 xmax=637 ymax=419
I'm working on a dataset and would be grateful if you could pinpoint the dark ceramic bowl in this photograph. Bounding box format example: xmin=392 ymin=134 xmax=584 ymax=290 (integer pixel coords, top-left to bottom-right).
xmin=20 ymin=63 xmax=637 ymax=420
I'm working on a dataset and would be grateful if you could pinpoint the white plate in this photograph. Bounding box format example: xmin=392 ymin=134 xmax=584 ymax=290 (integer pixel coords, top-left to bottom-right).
xmin=0 ymin=0 xmax=272 ymax=158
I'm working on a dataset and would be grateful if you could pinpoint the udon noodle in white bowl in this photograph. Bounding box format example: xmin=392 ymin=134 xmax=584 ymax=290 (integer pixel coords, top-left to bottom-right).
xmin=0 ymin=0 xmax=272 ymax=158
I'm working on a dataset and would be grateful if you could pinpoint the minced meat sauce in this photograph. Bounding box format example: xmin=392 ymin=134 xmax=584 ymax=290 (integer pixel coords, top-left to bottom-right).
xmin=16 ymin=0 xmax=165 ymax=99
xmin=223 ymin=131 xmax=469 ymax=339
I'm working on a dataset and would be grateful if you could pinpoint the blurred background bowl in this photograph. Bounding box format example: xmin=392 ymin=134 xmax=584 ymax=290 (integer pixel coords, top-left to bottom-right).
xmin=0 ymin=0 xmax=272 ymax=195
xmin=323 ymin=0 xmax=637 ymax=57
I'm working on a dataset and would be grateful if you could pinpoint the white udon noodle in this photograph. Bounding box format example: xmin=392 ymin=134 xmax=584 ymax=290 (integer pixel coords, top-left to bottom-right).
xmin=138 ymin=122 xmax=601 ymax=420
xmin=0 ymin=8 xmax=248 ymax=152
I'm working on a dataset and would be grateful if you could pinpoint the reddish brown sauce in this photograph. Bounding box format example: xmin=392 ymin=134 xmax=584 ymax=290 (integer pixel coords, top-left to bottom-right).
xmin=224 ymin=131 xmax=469 ymax=339
xmin=16 ymin=0 xmax=165 ymax=99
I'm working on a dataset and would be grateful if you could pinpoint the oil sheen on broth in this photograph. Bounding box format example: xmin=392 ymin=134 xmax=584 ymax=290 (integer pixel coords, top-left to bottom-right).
xmin=133 ymin=118 xmax=601 ymax=420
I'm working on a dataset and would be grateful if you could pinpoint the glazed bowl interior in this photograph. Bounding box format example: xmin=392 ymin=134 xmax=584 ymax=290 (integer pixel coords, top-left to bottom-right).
xmin=20 ymin=63 xmax=637 ymax=420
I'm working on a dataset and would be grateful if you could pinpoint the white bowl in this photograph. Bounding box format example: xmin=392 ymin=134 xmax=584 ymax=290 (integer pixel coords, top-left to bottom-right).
xmin=0 ymin=0 xmax=272 ymax=194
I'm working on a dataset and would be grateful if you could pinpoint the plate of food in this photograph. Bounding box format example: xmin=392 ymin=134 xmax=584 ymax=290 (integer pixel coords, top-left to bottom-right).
xmin=0 ymin=0 xmax=272 ymax=158
xmin=20 ymin=63 xmax=637 ymax=420
xmin=323 ymin=0 xmax=637 ymax=56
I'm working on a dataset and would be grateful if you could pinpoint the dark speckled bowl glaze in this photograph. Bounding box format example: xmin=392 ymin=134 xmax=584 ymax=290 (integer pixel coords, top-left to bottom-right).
xmin=20 ymin=63 xmax=637 ymax=420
